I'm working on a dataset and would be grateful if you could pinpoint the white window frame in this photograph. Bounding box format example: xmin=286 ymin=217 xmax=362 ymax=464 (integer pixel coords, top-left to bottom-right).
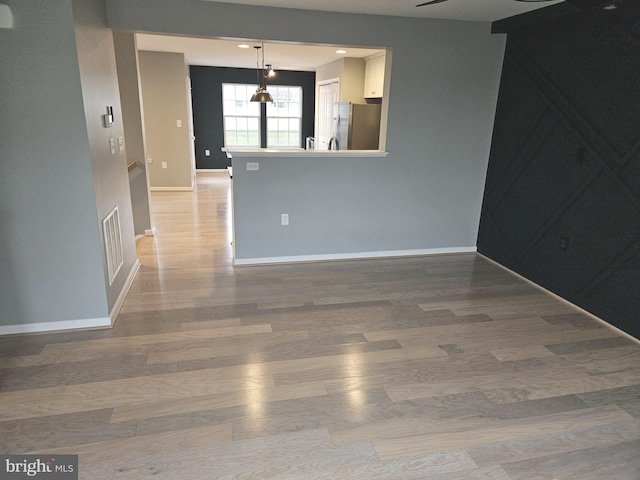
xmin=266 ymin=85 xmax=303 ymax=149
xmin=222 ymin=83 xmax=261 ymax=148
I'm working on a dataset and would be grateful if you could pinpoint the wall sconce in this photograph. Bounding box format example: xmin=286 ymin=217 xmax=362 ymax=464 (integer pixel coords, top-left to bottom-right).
xmin=0 ymin=4 xmax=13 ymax=29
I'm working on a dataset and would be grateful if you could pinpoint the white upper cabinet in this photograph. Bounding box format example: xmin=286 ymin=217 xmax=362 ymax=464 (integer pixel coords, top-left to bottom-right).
xmin=364 ymin=53 xmax=385 ymax=98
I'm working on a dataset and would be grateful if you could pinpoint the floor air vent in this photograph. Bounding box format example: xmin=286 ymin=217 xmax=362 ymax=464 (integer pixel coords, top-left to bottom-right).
xmin=103 ymin=206 xmax=123 ymax=285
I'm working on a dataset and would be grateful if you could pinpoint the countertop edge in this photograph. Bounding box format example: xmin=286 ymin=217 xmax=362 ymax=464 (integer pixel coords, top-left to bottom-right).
xmin=223 ymin=149 xmax=389 ymax=158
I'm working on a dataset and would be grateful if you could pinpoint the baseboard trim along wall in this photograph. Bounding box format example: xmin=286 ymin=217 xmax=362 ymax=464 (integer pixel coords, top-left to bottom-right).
xmin=479 ymin=254 xmax=640 ymax=345
xmin=149 ymin=186 xmax=194 ymax=191
xmin=196 ymin=169 xmax=228 ymax=173
xmin=0 ymin=317 xmax=112 ymax=336
xmin=234 ymin=246 xmax=478 ymax=266
xmin=0 ymin=260 xmax=141 ymax=336
xmin=109 ymin=259 xmax=140 ymax=324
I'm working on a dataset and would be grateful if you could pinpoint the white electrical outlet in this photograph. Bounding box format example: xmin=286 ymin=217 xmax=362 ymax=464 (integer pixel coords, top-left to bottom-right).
xmin=118 ymin=136 xmax=124 ymax=152
xmin=147 ymin=157 xmax=153 ymax=164
xmin=109 ymin=138 xmax=116 ymax=155
xmin=246 ymin=162 xmax=259 ymax=171
xmin=281 ymin=214 xmax=289 ymax=226
xmin=176 ymin=119 xmax=182 ymax=127
xmin=205 ymin=149 xmax=210 ymax=156
xmin=162 ymin=162 xmax=167 ymax=169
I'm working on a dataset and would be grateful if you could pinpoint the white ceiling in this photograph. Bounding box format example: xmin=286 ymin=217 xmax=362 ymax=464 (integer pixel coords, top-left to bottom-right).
xmin=137 ymin=0 xmax=564 ymax=71
xmin=201 ymin=0 xmax=565 ymax=22
xmin=136 ymin=35 xmax=385 ymax=71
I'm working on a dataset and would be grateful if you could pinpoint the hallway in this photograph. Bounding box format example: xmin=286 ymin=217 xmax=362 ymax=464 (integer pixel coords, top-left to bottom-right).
xmin=1 ymin=172 xmax=639 ymax=479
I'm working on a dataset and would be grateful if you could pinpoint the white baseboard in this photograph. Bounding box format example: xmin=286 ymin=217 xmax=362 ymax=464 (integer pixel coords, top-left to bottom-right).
xmin=0 ymin=317 xmax=112 ymax=336
xmin=234 ymin=246 xmax=477 ymax=266
xmin=149 ymin=186 xmax=194 ymax=192
xmin=479 ymin=254 xmax=640 ymax=345
xmin=0 ymin=260 xmax=141 ymax=336
xmin=145 ymin=226 xmax=157 ymax=236
xmin=109 ymin=259 xmax=140 ymax=324
xmin=197 ymin=169 xmax=228 ymax=174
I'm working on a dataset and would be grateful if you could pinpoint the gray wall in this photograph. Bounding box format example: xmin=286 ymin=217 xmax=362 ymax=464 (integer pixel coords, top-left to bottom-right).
xmin=106 ymin=0 xmax=506 ymax=262
xmin=0 ymin=0 xmax=109 ymax=328
xmin=113 ymin=31 xmax=153 ymax=236
xmin=72 ymin=0 xmax=138 ymax=312
xmin=138 ymin=51 xmax=194 ymax=189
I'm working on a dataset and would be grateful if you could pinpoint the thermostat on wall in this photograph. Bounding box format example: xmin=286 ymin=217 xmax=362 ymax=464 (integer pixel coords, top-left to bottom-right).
xmin=103 ymin=106 xmax=114 ymax=128
xmin=0 ymin=5 xmax=13 ymax=29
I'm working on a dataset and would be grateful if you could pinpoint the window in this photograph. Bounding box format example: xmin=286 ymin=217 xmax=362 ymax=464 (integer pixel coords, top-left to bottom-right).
xmin=222 ymin=84 xmax=304 ymax=149
xmin=267 ymin=86 xmax=302 ymax=148
xmin=222 ymin=84 xmax=261 ymax=147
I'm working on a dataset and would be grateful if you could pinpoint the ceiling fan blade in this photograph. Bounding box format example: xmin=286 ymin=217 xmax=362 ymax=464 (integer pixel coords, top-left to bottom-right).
xmin=416 ymin=0 xmax=449 ymax=6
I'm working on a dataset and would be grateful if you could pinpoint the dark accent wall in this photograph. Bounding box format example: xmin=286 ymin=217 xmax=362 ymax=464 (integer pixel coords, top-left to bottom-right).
xmin=479 ymin=3 xmax=640 ymax=339
xmin=189 ymin=66 xmax=316 ymax=169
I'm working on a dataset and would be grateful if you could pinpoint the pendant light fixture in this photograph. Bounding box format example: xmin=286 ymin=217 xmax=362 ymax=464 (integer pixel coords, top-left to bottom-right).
xmin=250 ymin=43 xmax=273 ymax=103
xmin=266 ymin=64 xmax=276 ymax=78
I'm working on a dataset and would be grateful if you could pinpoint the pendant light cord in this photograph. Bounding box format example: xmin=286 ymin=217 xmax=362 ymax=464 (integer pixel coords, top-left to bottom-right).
xmin=255 ymin=46 xmax=261 ymax=89
xmin=261 ymin=42 xmax=266 ymax=88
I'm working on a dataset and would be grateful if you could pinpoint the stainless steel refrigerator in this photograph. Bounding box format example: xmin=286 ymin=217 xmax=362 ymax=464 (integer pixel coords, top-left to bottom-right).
xmin=332 ymin=102 xmax=381 ymax=150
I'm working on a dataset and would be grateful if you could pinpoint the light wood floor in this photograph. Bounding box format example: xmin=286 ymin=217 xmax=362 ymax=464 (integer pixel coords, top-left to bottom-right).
xmin=1 ymin=172 xmax=639 ymax=479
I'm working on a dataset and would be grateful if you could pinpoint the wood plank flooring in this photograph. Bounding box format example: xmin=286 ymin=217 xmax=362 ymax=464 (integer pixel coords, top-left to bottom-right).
xmin=1 ymin=172 xmax=639 ymax=479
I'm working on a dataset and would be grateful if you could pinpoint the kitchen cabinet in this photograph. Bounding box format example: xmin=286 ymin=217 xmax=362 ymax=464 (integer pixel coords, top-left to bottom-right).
xmin=364 ymin=54 xmax=385 ymax=98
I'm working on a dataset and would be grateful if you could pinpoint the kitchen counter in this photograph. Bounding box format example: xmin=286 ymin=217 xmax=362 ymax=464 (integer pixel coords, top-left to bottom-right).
xmin=227 ymin=147 xmax=393 ymax=265
xmin=223 ymin=148 xmax=388 ymax=158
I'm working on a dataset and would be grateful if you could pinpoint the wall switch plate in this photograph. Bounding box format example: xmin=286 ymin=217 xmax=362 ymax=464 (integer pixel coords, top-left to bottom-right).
xmin=118 ymin=136 xmax=124 ymax=152
xmin=162 ymin=161 xmax=167 ymax=169
xmin=176 ymin=119 xmax=182 ymax=127
xmin=147 ymin=158 xmax=153 ymax=164
xmin=109 ymin=137 xmax=116 ymax=155
xmin=281 ymin=214 xmax=289 ymax=226
xmin=205 ymin=149 xmax=211 ymax=156
xmin=247 ymin=162 xmax=259 ymax=171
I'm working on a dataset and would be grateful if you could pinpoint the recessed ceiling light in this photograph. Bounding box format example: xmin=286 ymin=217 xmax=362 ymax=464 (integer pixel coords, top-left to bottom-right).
xmin=238 ymin=44 xmax=250 ymax=49
xmin=336 ymin=49 xmax=347 ymax=54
